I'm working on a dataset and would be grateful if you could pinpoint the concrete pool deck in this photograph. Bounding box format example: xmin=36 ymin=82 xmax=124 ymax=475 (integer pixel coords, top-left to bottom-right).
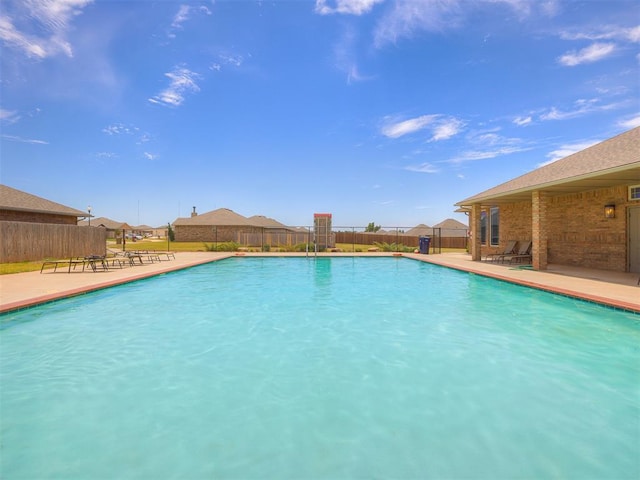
xmin=1 ymin=252 xmax=638 ymax=314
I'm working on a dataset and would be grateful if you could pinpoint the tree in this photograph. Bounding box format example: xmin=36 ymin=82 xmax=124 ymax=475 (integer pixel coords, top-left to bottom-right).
xmin=365 ymin=222 xmax=381 ymax=232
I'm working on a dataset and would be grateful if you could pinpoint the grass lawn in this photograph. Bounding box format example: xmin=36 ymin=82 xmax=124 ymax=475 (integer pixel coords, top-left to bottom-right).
xmin=1 ymin=241 xmax=467 ymax=274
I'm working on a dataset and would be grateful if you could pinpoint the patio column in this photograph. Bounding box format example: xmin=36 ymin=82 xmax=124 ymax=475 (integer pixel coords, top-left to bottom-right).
xmin=470 ymin=203 xmax=482 ymax=261
xmin=532 ymin=190 xmax=548 ymax=270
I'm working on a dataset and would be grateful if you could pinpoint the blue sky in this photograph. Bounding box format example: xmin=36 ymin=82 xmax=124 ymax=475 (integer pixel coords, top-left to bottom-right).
xmin=1 ymin=0 xmax=639 ymax=228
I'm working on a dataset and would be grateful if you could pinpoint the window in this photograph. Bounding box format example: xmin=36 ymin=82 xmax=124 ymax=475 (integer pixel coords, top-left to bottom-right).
xmin=490 ymin=207 xmax=500 ymax=246
xmin=630 ymin=185 xmax=640 ymax=201
xmin=480 ymin=211 xmax=487 ymax=245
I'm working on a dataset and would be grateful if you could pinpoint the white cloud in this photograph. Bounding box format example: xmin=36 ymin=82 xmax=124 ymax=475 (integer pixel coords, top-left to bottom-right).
xmin=446 ymin=131 xmax=529 ymax=164
xmin=372 ymin=0 xmax=553 ymax=47
xmin=618 ymin=115 xmax=640 ymax=129
xmin=381 ymin=115 xmax=438 ymax=138
xmin=218 ymin=53 xmax=244 ymax=67
xmin=381 ymin=114 xmax=463 ymax=141
xmin=169 ymin=4 xmax=212 ymax=38
xmin=0 ymin=0 xmax=92 ymax=58
xmin=347 ymin=65 xmax=374 ymax=84
xmin=541 ymin=140 xmax=599 ymax=165
xmin=373 ymin=0 xmax=465 ymax=47
xmin=560 ymin=25 xmax=640 ymax=43
xmin=210 ymin=53 xmax=246 ymax=72
xmin=513 ymin=115 xmax=532 ymax=126
xmin=149 ymin=66 xmax=201 ymax=107
xmin=557 ymin=42 xmax=615 ymax=66
xmin=103 ymin=123 xmax=139 ymax=135
xmin=315 ymin=0 xmax=384 ymax=16
xmin=331 ymin=26 xmax=375 ymax=84
xmin=144 ymin=152 xmax=158 ymax=161
xmin=628 ymin=25 xmax=640 ymax=43
xmin=404 ymin=162 xmax=439 ymax=174
xmin=448 ymin=146 xmax=527 ymax=164
xmin=1 ymin=134 xmax=49 ymax=144
xmin=0 ymin=108 xmax=20 ymax=124
xmin=539 ymin=98 xmax=623 ymax=121
xmin=431 ymin=118 xmax=464 ymax=141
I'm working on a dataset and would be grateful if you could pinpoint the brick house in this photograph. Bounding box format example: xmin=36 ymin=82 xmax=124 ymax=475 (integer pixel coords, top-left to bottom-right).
xmin=455 ymin=127 xmax=640 ymax=272
xmin=173 ymin=208 xmax=300 ymax=245
xmin=0 ymin=184 xmax=105 ymax=262
xmin=77 ymin=217 xmax=133 ymax=239
xmin=0 ymin=184 xmax=88 ymax=224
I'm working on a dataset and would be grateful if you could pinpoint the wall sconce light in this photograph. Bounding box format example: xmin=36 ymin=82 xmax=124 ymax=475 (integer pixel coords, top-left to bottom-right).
xmin=604 ymin=204 xmax=615 ymax=219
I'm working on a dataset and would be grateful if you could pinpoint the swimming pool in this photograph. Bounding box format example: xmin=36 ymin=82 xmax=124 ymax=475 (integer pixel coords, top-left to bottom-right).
xmin=1 ymin=257 xmax=638 ymax=478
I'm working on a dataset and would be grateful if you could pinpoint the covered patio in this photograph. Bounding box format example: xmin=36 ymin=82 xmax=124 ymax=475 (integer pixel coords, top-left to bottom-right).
xmin=456 ymin=127 xmax=640 ymax=273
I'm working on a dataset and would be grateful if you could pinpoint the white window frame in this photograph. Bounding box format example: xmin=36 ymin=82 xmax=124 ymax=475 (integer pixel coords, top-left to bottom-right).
xmin=629 ymin=185 xmax=640 ymax=201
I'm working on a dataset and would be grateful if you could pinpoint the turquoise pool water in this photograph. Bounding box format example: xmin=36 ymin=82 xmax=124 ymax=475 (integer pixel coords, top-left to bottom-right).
xmin=1 ymin=257 xmax=638 ymax=479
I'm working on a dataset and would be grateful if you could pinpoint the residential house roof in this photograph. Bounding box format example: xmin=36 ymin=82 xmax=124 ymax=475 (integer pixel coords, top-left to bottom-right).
xmin=173 ymin=208 xmax=296 ymax=229
xmin=433 ymin=218 xmax=468 ymax=237
xmin=0 ymin=184 xmax=87 ymax=217
xmin=404 ymin=224 xmax=432 ymax=236
xmin=173 ymin=208 xmax=253 ymax=227
xmin=77 ymin=217 xmax=133 ymax=230
xmin=456 ymin=127 xmax=640 ymax=206
xmin=247 ymin=215 xmax=291 ymax=229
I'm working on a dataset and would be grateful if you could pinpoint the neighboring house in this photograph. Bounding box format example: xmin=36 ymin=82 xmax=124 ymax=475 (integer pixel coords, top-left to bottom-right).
xmin=432 ymin=218 xmax=468 ymax=238
xmin=77 ymin=217 xmax=133 ymax=237
xmin=173 ymin=208 xmax=257 ymax=242
xmin=133 ymin=224 xmax=155 ymax=237
xmin=0 ymin=184 xmax=105 ymax=262
xmin=405 ymin=224 xmax=432 ymax=237
xmin=455 ymin=127 xmax=640 ymax=273
xmin=0 ymin=184 xmax=88 ymax=224
xmin=173 ymin=208 xmax=300 ymax=244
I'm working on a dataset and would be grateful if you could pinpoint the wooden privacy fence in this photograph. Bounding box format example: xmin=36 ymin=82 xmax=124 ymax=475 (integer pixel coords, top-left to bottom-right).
xmin=0 ymin=221 xmax=107 ymax=262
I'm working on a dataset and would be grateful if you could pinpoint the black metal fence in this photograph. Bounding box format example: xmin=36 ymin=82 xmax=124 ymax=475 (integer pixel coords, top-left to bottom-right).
xmin=216 ymin=226 xmax=469 ymax=253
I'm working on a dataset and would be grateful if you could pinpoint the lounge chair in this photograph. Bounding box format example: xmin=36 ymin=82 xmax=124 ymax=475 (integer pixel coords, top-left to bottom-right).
xmin=84 ymin=255 xmax=109 ymax=272
xmin=40 ymin=257 xmax=86 ymax=273
xmin=484 ymin=240 xmax=518 ymax=262
xmin=500 ymin=241 xmax=532 ymax=264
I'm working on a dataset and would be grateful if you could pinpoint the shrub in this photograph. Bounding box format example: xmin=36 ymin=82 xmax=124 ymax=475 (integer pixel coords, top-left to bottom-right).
xmin=373 ymin=242 xmax=414 ymax=253
xmin=203 ymin=242 xmax=241 ymax=252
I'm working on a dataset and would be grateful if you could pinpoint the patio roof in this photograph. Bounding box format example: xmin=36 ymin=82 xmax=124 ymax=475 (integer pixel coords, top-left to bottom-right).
xmin=456 ymin=127 xmax=640 ymax=206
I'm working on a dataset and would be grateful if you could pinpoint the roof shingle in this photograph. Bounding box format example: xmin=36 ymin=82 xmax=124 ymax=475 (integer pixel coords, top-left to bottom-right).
xmin=456 ymin=127 xmax=640 ymax=205
xmin=0 ymin=184 xmax=87 ymax=217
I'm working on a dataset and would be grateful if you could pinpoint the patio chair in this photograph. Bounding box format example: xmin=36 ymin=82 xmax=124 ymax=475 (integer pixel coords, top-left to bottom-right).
xmin=484 ymin=240 xmax=518 ymax=262
xmin=500 ymin=241 xmax=532 ymax=264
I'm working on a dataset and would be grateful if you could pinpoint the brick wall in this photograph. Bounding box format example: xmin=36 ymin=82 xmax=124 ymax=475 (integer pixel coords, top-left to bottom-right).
xmin=481 ymin=201 xmax=531 ymax=257
xmin=0 ymin=209 xmax=78 ymax=225
xmin=174 ymin=225 xmax=264 ymax=242
xmin=546 ymin=186 xmax=629 ymax=271
xmin=480 ymin=185 xmax=633 ymax=271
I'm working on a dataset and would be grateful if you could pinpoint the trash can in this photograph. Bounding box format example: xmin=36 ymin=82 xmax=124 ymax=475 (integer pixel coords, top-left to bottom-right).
xmin=419 ymin=236 xmax=431 ymax=254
